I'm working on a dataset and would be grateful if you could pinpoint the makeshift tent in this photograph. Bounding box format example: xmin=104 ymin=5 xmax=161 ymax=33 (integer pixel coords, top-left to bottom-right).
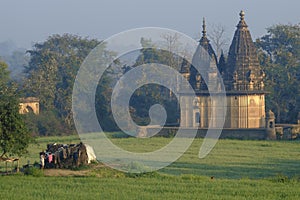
xmin=43 ymin=142 xmax=97 ymax=168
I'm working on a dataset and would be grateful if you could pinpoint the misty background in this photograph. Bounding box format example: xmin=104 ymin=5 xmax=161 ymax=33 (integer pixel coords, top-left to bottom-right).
xmin=0 ymin=0 xmax=299 ymax=79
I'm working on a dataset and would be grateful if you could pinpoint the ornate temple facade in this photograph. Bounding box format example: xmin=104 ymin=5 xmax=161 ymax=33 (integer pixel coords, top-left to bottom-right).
xmin=180 ymin=11 xmax=267 ymax=129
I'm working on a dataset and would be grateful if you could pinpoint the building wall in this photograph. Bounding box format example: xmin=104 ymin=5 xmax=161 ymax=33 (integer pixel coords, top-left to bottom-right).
xmin=19 ymin=98 xmax=40 ymax=115
xmin=180 ymin=95 xmax=194 ymax=127
xmin=180 ymin=94 xmax=265 ymax=129
xmin=225 ymin=94 xmax=265 ymax=128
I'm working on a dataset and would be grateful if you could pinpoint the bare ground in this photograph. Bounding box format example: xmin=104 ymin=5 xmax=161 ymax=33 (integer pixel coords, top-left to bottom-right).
xmin=43 ymin=169 xmax=90 ymax=176
xmin=43 ymin=164 xmax=106 ymax=177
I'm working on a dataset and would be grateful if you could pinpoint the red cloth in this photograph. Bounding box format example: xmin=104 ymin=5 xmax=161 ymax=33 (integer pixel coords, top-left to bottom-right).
xmin=48 ymin=154 xmax=53 ymax=163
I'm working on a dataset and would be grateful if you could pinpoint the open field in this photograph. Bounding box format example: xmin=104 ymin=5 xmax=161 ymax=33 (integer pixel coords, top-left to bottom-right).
xmin=1 ymin=175 xmax=300 ymax=200
xmin=1 ymin=134 xmax=300 ymax=199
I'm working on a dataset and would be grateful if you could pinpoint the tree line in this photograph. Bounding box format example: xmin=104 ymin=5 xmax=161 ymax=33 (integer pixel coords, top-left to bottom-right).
xmin=0 ymin=23 xmax=299 ymax=157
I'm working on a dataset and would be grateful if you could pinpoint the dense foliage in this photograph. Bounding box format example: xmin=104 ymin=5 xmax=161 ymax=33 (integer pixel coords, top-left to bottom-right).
xmin=257 ymin=24 xmax=300 ymax=123
xmin=0 ymin=61 xmax=31 ymax=157
xmin=119 ymin=37 xmax=181 ymax=126
xmin=24 ymin=34 xmax=100 ymax=135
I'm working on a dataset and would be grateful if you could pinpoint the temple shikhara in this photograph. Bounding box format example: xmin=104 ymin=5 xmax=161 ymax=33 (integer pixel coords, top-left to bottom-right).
xmin=177 ymin=11 xmax=276 ymax=139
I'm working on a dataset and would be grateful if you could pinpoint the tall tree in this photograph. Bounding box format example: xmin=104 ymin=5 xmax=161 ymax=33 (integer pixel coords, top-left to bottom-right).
xmin=0 ymin=61 xmax=31 ymax=157
xmin=115 ymin=36 xmax=182 ymax=126
xmin=257 ymin=24 xmax=300 ymax=123
xmin=24 ymin=34 xmax=100 ymax=135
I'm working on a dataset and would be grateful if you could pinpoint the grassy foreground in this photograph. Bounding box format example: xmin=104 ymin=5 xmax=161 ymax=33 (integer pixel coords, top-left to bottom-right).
xmin=1 ymin=134 xmax=300 ymax=199
xmin=1 ymin=175 xmax=300 ymax=200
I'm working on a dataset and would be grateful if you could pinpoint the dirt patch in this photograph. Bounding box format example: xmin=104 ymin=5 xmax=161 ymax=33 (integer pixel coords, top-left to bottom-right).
xmin=43 ymin=169 xmax=90 ymax=177
xmin=43 ymin=164 xmax=106 ymax=177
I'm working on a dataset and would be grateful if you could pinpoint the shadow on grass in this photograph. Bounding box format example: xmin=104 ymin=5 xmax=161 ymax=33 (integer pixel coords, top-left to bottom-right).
xmin=159 ymin=158 xmax=300 ymax=179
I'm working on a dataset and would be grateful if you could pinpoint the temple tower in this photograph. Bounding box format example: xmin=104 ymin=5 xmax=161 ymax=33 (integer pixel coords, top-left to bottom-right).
xmin=180 ymin=18 xmax=219 ymax=128
xmin=223 ymin=11 xmax=266 ymax=128
xmin=179 ymin=11 xmax=266 ymax=129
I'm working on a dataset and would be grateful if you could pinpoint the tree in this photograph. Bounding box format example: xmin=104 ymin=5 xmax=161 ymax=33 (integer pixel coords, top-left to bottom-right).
xmin=256 ymin=24 xmax=300 ymax=123
xmin=0 ymin=61 xmax=31 ymax=157
xmin=0 ymin=61 xmax=10 ymax=87
xmin=2 ymin=50 xmax=29 ymax=81
xmin=113 ymin=36 xmax=183 ymax=126
xmin=208 ymin=23 xmax=229 ymax=59
xmin=24 ymin=34 xmax=100 ymax=135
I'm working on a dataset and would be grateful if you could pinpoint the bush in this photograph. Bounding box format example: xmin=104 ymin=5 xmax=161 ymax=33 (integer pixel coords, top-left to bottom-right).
xmin=105 ymin=132 xmax=131 ymax=138
xmin=23 ymin=111 xmax=75 ymax=136
xmin=271 ymin=173 xmax=290 ymax=183
xmin=23 ymin=167 xmax=44 ymax=177
xmin=89 ymin=167 xmax=125 ymax=178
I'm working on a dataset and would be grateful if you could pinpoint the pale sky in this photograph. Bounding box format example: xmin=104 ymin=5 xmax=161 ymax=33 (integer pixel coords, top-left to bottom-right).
xmin=1 ymin=0 xmax=299 ymax=49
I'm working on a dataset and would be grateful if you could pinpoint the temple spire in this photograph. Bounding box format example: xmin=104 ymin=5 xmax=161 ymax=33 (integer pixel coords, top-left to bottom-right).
xmin=240 ymin=10 xmax=245 ymax=20
xmin=199 ymin=17 xmax=209 ymax=44
xmin=192 ymin=17 xmax=218 ymax=91
xmin=202 ymin=17 xmax=207 ymax=38
xmin=237 ymin=10 xmax=248 ymax=28
xmin=225 ymin=11 xmax=263 ymax=91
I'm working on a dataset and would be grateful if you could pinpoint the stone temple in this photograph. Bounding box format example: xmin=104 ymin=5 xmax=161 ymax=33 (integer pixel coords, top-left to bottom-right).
xmin=177 ymin=11 xmax=275 ymax=139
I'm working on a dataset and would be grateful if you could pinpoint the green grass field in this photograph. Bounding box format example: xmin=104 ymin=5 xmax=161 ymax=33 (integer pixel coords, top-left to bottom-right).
xmin=1 ymin=134 xmax=300 ymax=199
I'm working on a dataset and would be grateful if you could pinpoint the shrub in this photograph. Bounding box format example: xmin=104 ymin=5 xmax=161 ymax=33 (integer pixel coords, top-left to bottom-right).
xmin=23 ymin=167 xmax=44 ymax=177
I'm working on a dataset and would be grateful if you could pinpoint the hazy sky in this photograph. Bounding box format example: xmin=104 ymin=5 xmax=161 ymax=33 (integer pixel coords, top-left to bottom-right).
xmin=1 ymin=0 xmax=299 ymax=49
